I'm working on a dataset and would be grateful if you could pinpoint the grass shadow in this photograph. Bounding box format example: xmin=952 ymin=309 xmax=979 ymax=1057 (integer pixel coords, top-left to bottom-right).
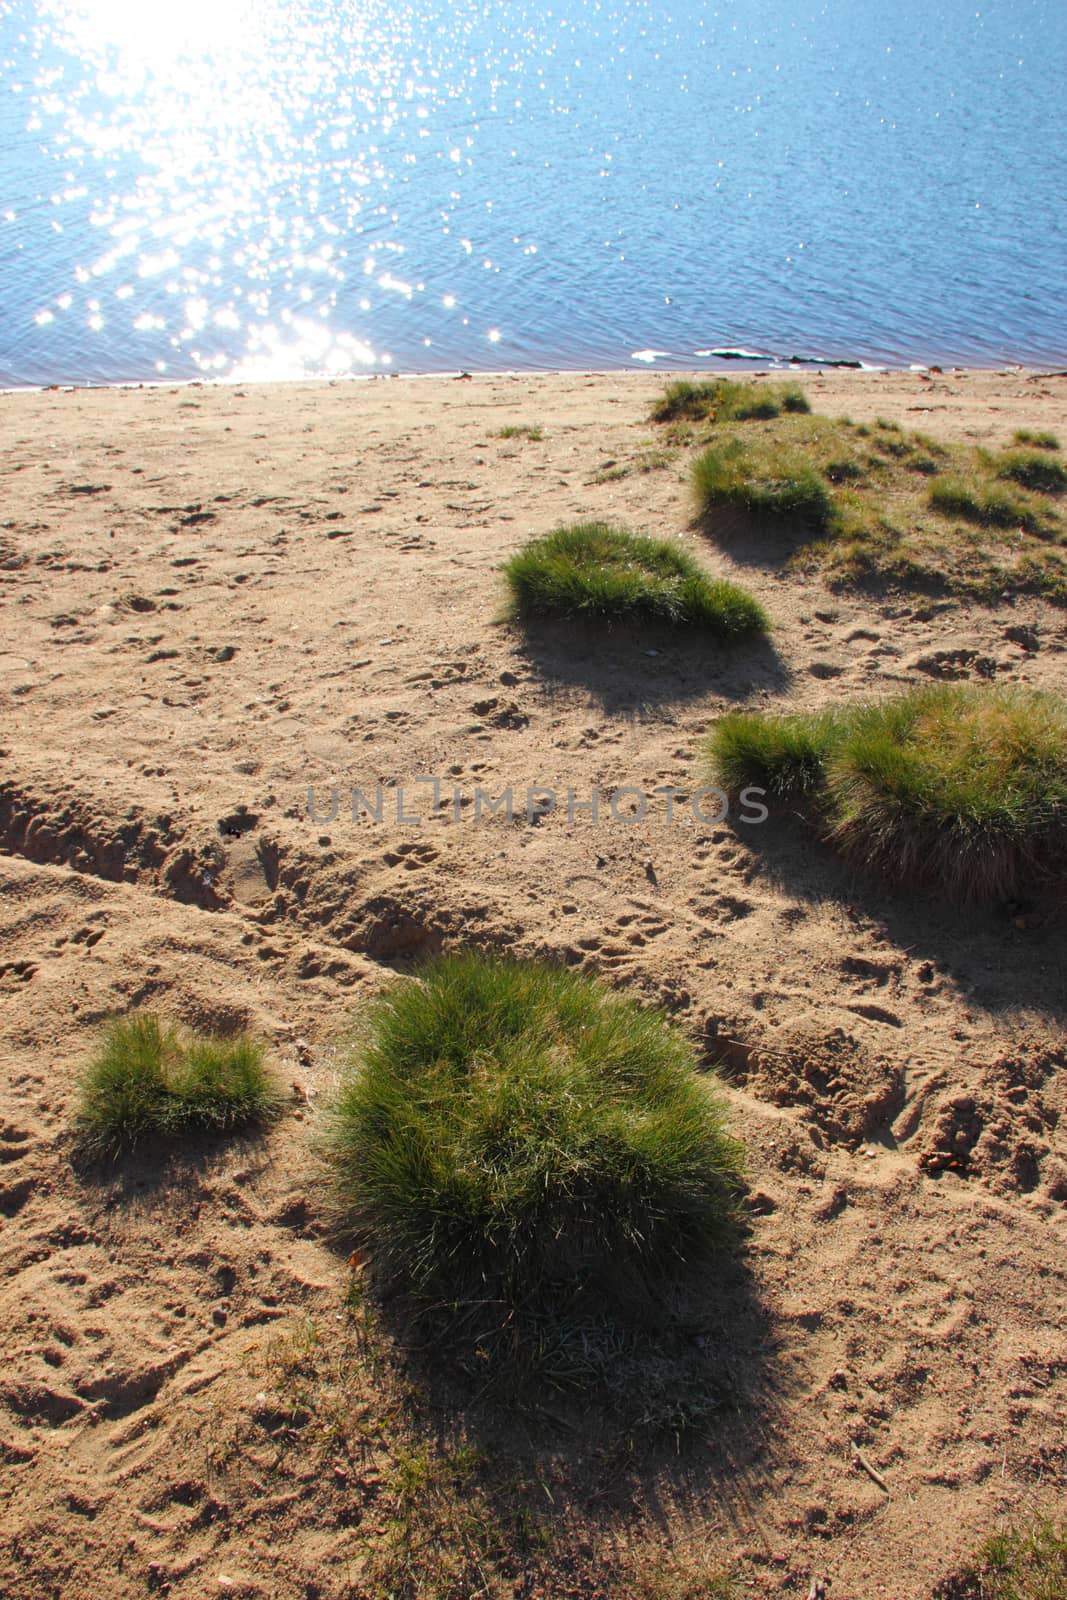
xmin=692 ymin=498 xmax=832 ymax=573
xmin=717 ymin=805 xmax=1067 ymax=1026
xmin=249 ymin=1249 xmax=782 ymax=1598
xmin=70 ymin=1120 xmax=277 ymax=1206
xmin=318 ymin=1233 xmax=784 ymax=1597
xmin=509 ymin=616 xmax=791 ymax=713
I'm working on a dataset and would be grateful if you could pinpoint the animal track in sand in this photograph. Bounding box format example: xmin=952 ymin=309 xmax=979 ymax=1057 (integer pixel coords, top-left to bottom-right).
xmin=727 ymin=1027 xmax=906 ymax=1149
xmin=468 ymin=697 xmax=529 ymax=730
xmin=0 ymin=1175 xmax=34 ymax=1217
xmin=917 ymin=1045 xmax=1066 ymax=1198
xmin=690 ymin=883 xmax=759 ymax=928
xmin=0 ymin=1124 xmax=32 ymax=1165
xmin=382 ymin=841 xmax=440 ymax=870
xmin=912 ymin=647 xmax=1000 ymax=680
xmin=845 ymin=1002 xmax=904 ymax=1028
xmin=0 ymin=958 xmax=37 ymax=985
xmin=839 ymin=955 xmax=899 ymax=988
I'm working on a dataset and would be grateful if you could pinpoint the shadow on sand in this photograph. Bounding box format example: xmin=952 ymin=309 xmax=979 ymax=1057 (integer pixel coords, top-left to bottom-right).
xmin=721 ymin=806 xmax=1067 ymax=1027
xmin=326 ymin=1219 xmax=786 ymax=1593
xmin=691 ymin=505 xmax=820 ymax=572
xmin=509 ymin=615 xmax=791 ymax=714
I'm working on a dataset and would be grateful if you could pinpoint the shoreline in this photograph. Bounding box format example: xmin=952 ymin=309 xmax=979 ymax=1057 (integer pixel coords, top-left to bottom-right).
xmin=4 ymin=357 xmax=1067 ymax=399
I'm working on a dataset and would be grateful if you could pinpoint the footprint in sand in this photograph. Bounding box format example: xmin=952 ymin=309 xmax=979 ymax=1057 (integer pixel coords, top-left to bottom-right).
xmin=383 ymin=841 xmax=440 ymax=870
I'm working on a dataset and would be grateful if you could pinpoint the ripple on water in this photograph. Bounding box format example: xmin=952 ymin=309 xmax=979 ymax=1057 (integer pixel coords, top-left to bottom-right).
xmin=1 ymin=0 xmax=1065 ymax=384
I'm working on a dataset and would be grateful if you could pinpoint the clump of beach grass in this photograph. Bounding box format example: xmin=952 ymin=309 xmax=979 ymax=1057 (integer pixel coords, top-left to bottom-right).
xmin=323 ymin=953 xmax=744 ymax=1325
xmin=668 ymin=406 xmax=1065 ymax=602
xmin=928 ymin=478 xmax=1048 ymax=533
xmin=693 ymin=436 xmax=836 ymax=534
xmin=502 ymin=521 xmax=767 ymax=636
xmin=1013 ymin=429 xmax=1061 ymax=451
xmin=495 ymin=424 xmax=543 ymax=441
xmin=650 ymin=377 xmax=809 ymax=424
xmin=997 ymin=450 xmax=1067 ymax=495
xmin=708 ymin=684 xmax=1067 ymax=901
xmin=936 ymin=1516 xmax=1067 ymax=1600
xmin=75 ymin=1012 xmax=279 ymax=1160
xmin=713 ymin=706 xmax=845 ymax=804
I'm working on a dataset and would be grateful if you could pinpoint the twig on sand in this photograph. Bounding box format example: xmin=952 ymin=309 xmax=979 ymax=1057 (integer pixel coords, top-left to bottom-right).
xmin=852 ymin=1443 xmax=890 ymax=1495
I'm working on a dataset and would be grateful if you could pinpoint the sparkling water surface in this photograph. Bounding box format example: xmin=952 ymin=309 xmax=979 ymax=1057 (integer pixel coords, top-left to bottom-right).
xmin=1 ymin=0 xmax=1064 ymax=386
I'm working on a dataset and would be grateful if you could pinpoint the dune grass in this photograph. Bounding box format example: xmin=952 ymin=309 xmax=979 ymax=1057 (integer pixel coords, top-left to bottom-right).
xmin=324 ymin=953 xmax=744 ymax=1325
xmin=692 ymin=436 xmax=836 ymax=534
xmin=936 ymin=1517 xmax=1067 ymax=1600
xmin=927 ymin=477 xmax=1046 ymax=533
xmin=651 ymin=376 xmax=809 ymax=424
xmin=502 ymin=521 xmax=767 ymax=637
xmin=495 ymin=424 xmax=543 ymax=441
xmin=708 ymin=684 xmax=1067 ymax=901
xmin=713 ymin=705 xmax=845 ymax=804
xmin=1013 ymin=428 xmax=1061 ymax=451
xmin=997 ymin=450 xmax=1067 ymax=495
xmin=674 ymin=407 xmax=1067 ymax=601
xmin=75 ymin=1012 xmax=279 ymax=1159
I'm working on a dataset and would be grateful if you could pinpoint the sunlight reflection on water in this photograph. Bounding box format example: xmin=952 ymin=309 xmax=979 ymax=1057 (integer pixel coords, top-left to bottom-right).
xmin=2 ymin=0 xmax=1065 ymax=384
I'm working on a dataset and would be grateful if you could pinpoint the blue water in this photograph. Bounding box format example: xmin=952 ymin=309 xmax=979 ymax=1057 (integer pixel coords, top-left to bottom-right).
xmin=1 ymin=0 xmax=1064 ymax=386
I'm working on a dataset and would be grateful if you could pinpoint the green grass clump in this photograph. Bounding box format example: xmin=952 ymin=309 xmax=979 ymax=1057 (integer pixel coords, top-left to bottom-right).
xmin=661 ymin=405 xmax=1066 ymax=602
xmin=936 ymin=1517 xmax=1067 ymax=1600
xmin=708 ymin=684 xmax=1067 ymax=901
xmin=502 ymin=521 xmax=767 ymax=636
xmin=75 ymin=1013 xmax=279 ymax=1159
xmin=1013 ymin=429 xmax=1061 ymax=450
xmin=998 ymin=450 xmax=1067 ymax=495
xmin=713 ymin=707 xmax=841 ymax=804
xmin=495 ymin=424 xmax=543 ymax=441
xmin=693 ymin=437 xmax=836 ymax=534
xmin=651 ymin=377 xmax=809 ymax=424
xmin=324 ymin=953 xmax=744 ymax=1316
xmin=824 ymin=457 xmax=865 ymax=483
xmin=928 ymin=478 xmax=1046 ymax=533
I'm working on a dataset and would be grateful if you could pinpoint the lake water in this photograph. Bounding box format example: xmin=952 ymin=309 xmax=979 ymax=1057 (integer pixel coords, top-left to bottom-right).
xmin=1 ymin=0 xmax=1064 ymax=387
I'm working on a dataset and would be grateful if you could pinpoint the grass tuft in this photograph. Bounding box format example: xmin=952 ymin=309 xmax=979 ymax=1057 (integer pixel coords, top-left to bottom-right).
xmin=651 ymin=377 xmax=809 ymax=424
xmin=998 ymin=450 xmax=1067 ymax=495
xmin=671 ymin=406 xmax=1064 ymax=601
xmin=707 ymin=684 xmax=1067 ymax=901
xmin=324 ymin=953 xmax=744 ymax=1320
xmin=1013 ymin=429 xmax=1061 ymax=451
xmin=75 ymin=1012 xmax=279 ymax=1159
xmin=712 ymin=706 xmax=842 ymax=804
xmin=693 ymin=437 xmax=836 ymax=534
xmin=928 ymin=478 xmax=1045 ymax=533
xmin=824 ymin=457 xmax=865 ymax=483
xmin=935 ymin=1517 xmax=1067 ymax=1600
xmin=502 ymin=521 xmax=767 ymax=636
xmin=495 ymin=424 xmax=543 ymax=441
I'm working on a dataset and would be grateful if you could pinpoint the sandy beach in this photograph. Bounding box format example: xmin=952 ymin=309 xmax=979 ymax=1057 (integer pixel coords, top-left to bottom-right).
xmin=1 ymin=366 xmax=1065 ymax=1599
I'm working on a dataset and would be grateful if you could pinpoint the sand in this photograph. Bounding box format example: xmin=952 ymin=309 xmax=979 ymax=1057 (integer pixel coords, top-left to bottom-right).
xmin=0 ymin=366 xmax=1065 ymax=1599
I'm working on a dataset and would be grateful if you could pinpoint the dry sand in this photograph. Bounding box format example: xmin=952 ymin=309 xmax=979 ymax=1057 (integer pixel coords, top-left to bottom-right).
xmin=0 ymin=367 xmax=1065 ymax=1599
